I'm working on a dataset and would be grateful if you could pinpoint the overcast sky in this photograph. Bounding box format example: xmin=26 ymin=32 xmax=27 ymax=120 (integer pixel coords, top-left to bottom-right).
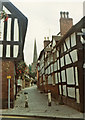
xmin=10 ymin=0 xmax=83 ymax=66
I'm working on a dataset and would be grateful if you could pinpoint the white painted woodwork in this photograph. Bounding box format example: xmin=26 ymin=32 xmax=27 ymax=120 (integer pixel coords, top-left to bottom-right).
xmin=13 ymin=45 xmax=19 ymax=58
xmin=76 ymin=89 xmax=80 ymax=103
xmin=65 ymin=54 xmax=71 ymax=65
xmin=59 ymin=85 xmax=62 ymax=94
xmin=66 ymin=37 xmax=70 ymax=49
xmin=7 ymin=18 xmax=11 ymax=41
xmin=0 ymin=45 xmax=3 ymax=57
xmin=6 ymin=45 xmax=10 ymax=57
xmin=70 ymin=49 xmax=78 ymax=63
xmin=68 ymin=87 xmax=75 ymax=98
xmin=66 ymin=67 xmax=75 ymax=84
xmin=61 ymin=70 xmax=66 ymax=82
xmin=61 ymin=56 xmax=64 ymax=67
xmin=48 ymin=75 xmax=52 ymax=84
xmin=75 ymin=67 xmax=79 ymax=86
xmin=14 ymin=19 xmax=19 ymax=41
xmin=55 ymin=73 xmax=58 ymax=84
xmin=71 ymin=33 xmax=76 ymax=47
xmin=63 ymin=85 xmax=67 ymax=96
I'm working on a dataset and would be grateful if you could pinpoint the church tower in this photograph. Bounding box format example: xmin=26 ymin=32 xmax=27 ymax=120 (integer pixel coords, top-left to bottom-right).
xmin=31 ymin=39 xmax=37 ymax=74
xmin=33 ymin=39 xmax=37 ymax=63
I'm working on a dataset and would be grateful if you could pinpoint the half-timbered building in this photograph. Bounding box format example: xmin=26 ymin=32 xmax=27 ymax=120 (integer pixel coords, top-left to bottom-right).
xmin=0 ymin=1 xmax=28 ymax=108
xmin=37 ymin=12 xmax=85 ymax=112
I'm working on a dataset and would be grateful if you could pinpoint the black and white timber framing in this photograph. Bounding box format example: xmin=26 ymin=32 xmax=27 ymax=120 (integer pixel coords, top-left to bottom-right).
xmin=0 ymin=1 xmax=28 ymax=61
xmin=37 ymin=16 xmax=85 ymax=112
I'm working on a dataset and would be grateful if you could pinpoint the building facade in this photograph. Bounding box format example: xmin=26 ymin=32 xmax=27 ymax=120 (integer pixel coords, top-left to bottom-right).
xmin=0 ymin=1 xmax=28 ymax=108
xmin=37 ymin=12 xmax=85 ymax=112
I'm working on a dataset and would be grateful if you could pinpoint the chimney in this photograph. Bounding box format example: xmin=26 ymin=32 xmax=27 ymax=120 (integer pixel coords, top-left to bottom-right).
xmin=44 ymin=37 xmax=50 ymax=48
xmin=60 ymin=11 xmax=73 ymax=36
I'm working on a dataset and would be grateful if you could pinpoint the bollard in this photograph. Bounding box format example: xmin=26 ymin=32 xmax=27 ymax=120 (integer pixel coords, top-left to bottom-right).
xmin=48 ymin=90 xmax=51 ymax=106
xmin=24 ymin=92 xmax=28 ymax=108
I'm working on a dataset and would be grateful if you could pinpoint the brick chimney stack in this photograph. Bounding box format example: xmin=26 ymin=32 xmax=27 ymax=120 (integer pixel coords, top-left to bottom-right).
xmin=44 ymin=37 xmax=50 ymax=48
xmin=60 ymin=11 xmax=73 ymax=36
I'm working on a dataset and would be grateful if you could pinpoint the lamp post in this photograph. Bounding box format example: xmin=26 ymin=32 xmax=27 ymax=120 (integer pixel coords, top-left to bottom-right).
xmin=7 ymin=76 xmax=11 ymax=109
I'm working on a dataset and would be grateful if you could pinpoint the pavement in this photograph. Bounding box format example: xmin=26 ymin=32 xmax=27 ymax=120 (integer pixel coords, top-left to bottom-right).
xmin=1 ymin=85 xmax=84 ymax=119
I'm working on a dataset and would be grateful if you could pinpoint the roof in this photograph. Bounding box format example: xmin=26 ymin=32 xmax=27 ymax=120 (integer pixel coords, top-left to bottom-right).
xmin=56 ymin=16 xmax=85 ymax=47
xmin=38 ymin=49 xmax=44 ymax=60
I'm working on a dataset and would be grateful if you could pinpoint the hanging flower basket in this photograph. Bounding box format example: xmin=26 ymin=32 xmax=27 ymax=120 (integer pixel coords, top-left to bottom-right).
xmin=0 ymin=10 xmax=8 ymax=22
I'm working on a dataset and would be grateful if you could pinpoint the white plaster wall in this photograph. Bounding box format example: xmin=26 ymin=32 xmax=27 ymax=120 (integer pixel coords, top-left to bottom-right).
xmin=61 ymin=56 xmax=64 ymax=67
xmin=66 ymin=37 xmax=70 ymax=49
xmin=68 ymin=87 xmax=75 ymax=98
xmin=7 ymin=18 xmax=11 ymax=41
xmin=63 ymin=85 xmax=67 ymax=96
xmin=0 ymin=19 xmax=4 ymax=41
xmin=76 ymin=89 xmax=80 ymax=103
xmin=58 ymin=72 xmax=61 ymax=83
xmin=66 ymin=67 xmax=75 ymax=84
xmin=13 ymin=45 xmax=19 ymax=58
xmin=55 ymin=73 xmax=58 ymax=84
xmin=70 ymin=49 xmax=78 ymax=63
xmin=59 ymin=85 xmax=62 ymax=94
xmin=75 ymin=67 xmax=79 ymax=86
xmin=57 ymin=51 xmax=59 ymax=57
xmin=51 ymin=64 xmax=53 ymax=73
xmin=57 ymin=59 xmax=60 ymax=70
xmin=61 ymin=70 xmax=66 ymax=82
xmin=48 ymin=66 xmax=50 ymax=74
xmin=0 ymin=45 xmax=3 ymax=57
xmin=3 ymin=5 xmax=11 ymax=14
xmin=14 ymin=19 xmax=19 ymax=41
xmin=65 ymin=54 xmax=71 ymax=65
xmin=71 ymin=33 xmax=76 ymax=47
xmin=6 ymin=45 xmax=10 ymax=57
xmin=64 ymin=43 xmax=67 ymax=52
xmin=54 ymin=62 xmax=57 ymax=71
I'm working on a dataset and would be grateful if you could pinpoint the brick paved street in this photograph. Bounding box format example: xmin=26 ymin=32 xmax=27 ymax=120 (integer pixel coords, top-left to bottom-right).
xmin=1 ymin=85 xmax=84 ymax=119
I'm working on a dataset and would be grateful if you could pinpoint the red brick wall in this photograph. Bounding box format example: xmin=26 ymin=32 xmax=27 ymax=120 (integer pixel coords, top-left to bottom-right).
xmin=0 ymin=60 xmax=15 ymax=109
xmin=60 ymin=18 xmax=73 ymax=36
xmin=38 ymin=84 xmax=59 ymax=100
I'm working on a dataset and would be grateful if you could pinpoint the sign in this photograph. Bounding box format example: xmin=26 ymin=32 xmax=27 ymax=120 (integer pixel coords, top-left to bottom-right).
xmin=7 ymin=76 xmax=11 ymax=79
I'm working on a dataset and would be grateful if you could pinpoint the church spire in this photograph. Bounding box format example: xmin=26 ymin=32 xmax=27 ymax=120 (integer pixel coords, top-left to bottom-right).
xmin=33 ymin=39 xmax=37 ymax=63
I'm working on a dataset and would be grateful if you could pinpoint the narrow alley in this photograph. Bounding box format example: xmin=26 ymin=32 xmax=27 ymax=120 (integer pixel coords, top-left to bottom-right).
xmin=2 ymin=85 xmax=83 ymax=119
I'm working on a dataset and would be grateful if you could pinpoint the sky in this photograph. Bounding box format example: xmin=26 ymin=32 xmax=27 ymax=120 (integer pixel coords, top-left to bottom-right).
xmin=10 ymin=0 xmax=83 ymax=66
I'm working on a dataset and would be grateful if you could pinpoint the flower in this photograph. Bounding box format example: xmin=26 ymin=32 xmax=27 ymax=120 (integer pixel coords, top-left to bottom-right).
xmin=0 ymin=10 xmax=8 ymax=22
